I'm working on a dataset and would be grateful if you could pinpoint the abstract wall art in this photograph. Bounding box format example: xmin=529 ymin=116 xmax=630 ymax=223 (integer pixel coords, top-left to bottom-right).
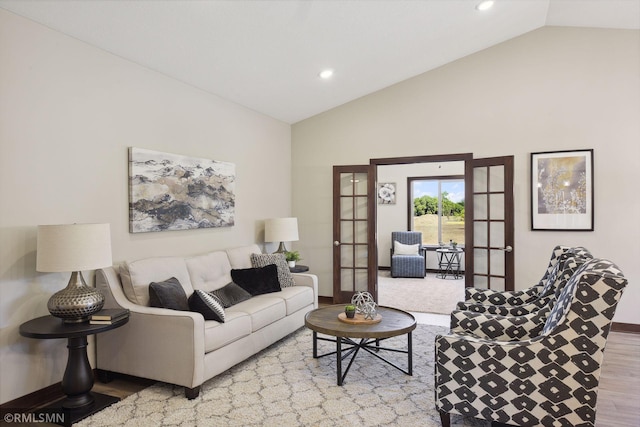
xmin=129 ymin=147 xmax=235 ymax=233
xmin=531 ymin=149 xmax=594 ymax=231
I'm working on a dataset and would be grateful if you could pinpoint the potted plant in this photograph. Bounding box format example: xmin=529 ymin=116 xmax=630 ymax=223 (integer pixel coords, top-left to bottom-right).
xmin=285 ymin=250 xmax=302 ymax=268
xmin=344 ymin=304 xmax=356 ymax=319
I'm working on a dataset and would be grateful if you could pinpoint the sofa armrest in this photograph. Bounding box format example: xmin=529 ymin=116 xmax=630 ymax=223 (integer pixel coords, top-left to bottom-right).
xmin=95 ymin=267 xmax=205 ymax=388
xmin=292 ymin=273 xmax=318 ymax=309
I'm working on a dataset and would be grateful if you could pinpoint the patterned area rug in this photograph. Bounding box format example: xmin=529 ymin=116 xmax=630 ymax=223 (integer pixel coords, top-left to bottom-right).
xmin=378 ymin=271 xmax=465 ymax=315
xmin=78 ymin=325 xmax=486 ymax=426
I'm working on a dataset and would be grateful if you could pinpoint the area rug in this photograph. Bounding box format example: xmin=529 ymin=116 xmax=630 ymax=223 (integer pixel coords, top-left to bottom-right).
xmin=377 ymin=271 xmax=464 ymax=315
xmin=78 ymin=325 xmax=486 ymax=427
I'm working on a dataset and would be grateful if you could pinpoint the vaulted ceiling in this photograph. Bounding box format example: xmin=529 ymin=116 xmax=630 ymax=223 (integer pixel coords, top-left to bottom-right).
xmin=1 ymin=0 xmax=638 ymax=123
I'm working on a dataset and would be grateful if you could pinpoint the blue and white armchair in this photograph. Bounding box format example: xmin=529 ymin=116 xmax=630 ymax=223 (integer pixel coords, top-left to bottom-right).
xmin=390 ymin=231 xmax=426 ymax=278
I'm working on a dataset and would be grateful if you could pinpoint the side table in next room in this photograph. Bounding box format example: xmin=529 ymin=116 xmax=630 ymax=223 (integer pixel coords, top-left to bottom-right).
xmin=19 ymin=314 xmax=129 ymax=426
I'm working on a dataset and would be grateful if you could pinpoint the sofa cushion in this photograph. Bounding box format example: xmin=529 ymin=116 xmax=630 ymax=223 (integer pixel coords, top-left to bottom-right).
xmin=149 ymin=277 xmax=189 ymax=311
xmin=210 ymin=282 xmax=252 ymax=308
xmin=226 ymin=244 xmax=262 ymax=269
xmin=226 ymin=296 xmax=286 ymax=332
xmin=203 ymin=311 xmax=252 ymax=353
xmin=120 ymin=257 xmax=194 ymax=306
xmin=250 ymin=253 xmax=296 ymax=288
xmin=275 ymin=286 xmax=315 ymax=315
xmin=188 ymin=289 xmax=225 ymax=322
xmin=186 ymin=251 xmax=233 ymax=292
xmin=231 ymin=264 xmax=281 ymax=296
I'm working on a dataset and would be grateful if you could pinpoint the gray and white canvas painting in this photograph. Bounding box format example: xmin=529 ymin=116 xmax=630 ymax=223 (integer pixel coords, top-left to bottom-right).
xmin=129 ymin=147 xmax=235 ymax=233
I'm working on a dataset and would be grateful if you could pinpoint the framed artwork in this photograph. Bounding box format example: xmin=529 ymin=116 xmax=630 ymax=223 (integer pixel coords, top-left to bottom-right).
xmin=531 ymin=149 xmax=594 ymax=231
xmin=129 ymin=147 xmax=235 ymax=233
xmin=377 ymin=182 xmax=396 ymax=205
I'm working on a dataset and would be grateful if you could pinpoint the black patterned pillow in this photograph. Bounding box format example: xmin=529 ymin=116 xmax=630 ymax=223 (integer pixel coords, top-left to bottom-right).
xmin=250 ymin=253 xmax=295 ymax=288
xmin=210 ymin=282 xmax=252 ymax=308
xmin=188 ymin=289 xmax=225 ymax=322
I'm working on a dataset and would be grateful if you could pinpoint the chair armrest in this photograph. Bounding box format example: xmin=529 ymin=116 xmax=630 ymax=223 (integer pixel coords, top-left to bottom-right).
xmin=450 ymin=309 xmax=546 ymax=341
xmin=456 ymin=294 xmax=553 ymax=316
xmin=465 ymin=283 xmax=543 ymax=306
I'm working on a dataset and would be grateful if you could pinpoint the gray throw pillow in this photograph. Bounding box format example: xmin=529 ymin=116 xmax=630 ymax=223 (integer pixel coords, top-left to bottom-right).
xmin=210 ymin=282 xmax=252 ymax=308
xmin=250 ymin=253 xmax=296 ymax=288
xmin=148 ymin=277 xmax=189 ymax=311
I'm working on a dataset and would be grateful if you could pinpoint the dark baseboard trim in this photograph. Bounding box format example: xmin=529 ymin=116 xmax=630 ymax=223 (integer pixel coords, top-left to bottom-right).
xmin=318 ymin=296 xmax=333 ymax=305
xmin=0 ymin=371 xmax=152 ymax=412
xmin=611 ymin=322 xmax=640 ymax=334
xmin=0 ymin=381 xmax=63 ymax=411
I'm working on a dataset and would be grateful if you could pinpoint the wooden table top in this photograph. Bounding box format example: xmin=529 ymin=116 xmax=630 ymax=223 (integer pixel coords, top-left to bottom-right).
xmin=19 ymin=315 xmax=129 ymax=339
xmin=305 ymin=305 xmax=416 ymax=339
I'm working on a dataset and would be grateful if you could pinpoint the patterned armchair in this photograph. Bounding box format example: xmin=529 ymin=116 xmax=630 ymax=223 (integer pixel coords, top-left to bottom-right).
xmin=390 ymin=231 xmax=426 ymax=278
xmin=457 ymin=249 xmax=592 ymax=317
xmin=435 ymin=258 xmax=627 ymax=427
xmin=449 ymin=252 xmax=590 ymax=341
xmin=463 ymin=245 xmax=591 ymax=308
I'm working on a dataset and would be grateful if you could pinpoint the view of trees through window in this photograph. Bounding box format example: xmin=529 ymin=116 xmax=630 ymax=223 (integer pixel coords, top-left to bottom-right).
xmin=411 ymin=178 xmax=465 ymax=245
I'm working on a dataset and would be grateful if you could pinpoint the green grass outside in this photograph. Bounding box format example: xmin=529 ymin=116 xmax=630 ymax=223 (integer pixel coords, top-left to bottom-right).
xmin=413 ymin=214 xmax=465 ymax=245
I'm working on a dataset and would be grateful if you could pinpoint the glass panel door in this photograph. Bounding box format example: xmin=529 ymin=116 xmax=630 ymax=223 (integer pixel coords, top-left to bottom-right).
xmin=333 ymin=165 xmax=374 ymax=303
xmin=470 ymin=156 xmax=514 ymax=291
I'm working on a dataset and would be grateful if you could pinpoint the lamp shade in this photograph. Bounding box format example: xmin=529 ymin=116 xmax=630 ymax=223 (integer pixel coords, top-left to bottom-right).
xmin=264 ymin=218 xmax=299 ymax=243
xmin=37 ymin=223 xmax=113 ymax=272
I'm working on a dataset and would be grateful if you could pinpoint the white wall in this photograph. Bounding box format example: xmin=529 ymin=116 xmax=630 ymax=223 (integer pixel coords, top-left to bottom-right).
xmin=0 ymin=10 xmax=291 ymax=404
xmin=292 ymin=27 xmax=640 ymax=326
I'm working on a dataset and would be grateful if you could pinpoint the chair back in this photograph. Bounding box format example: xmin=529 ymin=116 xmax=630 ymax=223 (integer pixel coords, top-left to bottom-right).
xmin=542 ymin=258 xmax=626 ymax=336
xmin=391 ymin=231 xmax=422 ymax=247
xmin=538 ymin=245 xmax=593 ymax=286
xmin=538 ymin=249 xmax=592 ymax=298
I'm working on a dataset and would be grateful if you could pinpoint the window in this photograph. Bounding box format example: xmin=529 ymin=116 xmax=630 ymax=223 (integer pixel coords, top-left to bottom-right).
xmin=410 ymin=177 xmax=464 ymax=245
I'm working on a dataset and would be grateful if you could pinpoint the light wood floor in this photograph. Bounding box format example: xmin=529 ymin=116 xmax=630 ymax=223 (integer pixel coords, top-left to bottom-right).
xmin=4 ymin=329 xmax=638 ymax=427
xmin=594 ymin=330 xmax=640 ymax=427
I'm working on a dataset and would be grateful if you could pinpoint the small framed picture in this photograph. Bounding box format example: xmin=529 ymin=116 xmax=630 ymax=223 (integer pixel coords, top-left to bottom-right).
xmin=377 ymin=182 xmax=396 ymax=205
xmin=531 ymin=149 xmax=594 ymax=231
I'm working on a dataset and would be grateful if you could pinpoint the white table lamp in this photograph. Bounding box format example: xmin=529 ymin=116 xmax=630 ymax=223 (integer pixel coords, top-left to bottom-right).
xmin=264 ymin=218 xmax=299 ymax=253
xmin=37 ymin=223 xmax=113 ymax=323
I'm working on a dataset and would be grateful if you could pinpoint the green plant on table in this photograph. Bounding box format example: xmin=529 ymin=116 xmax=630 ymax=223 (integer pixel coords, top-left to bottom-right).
xmin=285 ymin=250 xmax=302 ymax=262
xmin=345 ymin=304 xmax=356 ymax=318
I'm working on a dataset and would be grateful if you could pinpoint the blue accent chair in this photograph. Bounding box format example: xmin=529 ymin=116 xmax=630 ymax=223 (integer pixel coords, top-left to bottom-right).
xmin=390 ymin=231 xmax=426 ymax=278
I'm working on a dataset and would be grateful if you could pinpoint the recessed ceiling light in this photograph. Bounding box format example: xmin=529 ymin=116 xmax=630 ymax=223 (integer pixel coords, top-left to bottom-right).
xmin=319 ymin=69 xmax=334 ymax=79
xmin=476 ymin=1 xmax=494 ymax=11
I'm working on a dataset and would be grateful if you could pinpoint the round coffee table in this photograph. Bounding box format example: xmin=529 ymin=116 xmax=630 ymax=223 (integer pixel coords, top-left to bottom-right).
xmin=304 ymin=305 xmax=416 ymax=385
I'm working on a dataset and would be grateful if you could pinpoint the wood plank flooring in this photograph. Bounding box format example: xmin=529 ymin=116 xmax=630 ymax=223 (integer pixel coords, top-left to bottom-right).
xmin=594 ymin=331 xmax=640 ymax=427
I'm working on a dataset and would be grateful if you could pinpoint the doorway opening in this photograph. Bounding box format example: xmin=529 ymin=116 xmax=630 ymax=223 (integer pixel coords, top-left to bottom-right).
xmin=373 ymin=156 xmax=469 ymax=315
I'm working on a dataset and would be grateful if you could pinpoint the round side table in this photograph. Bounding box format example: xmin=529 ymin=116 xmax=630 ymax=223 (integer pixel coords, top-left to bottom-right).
xmin=289 ymin=264 xmax=309 ymax=273
xmin=19 ymin=315 xmax=128 ymax=425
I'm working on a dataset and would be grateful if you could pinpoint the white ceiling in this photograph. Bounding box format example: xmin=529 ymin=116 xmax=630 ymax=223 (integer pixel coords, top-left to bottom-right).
xmin=1 ymin=0 xmax=638 ymax=124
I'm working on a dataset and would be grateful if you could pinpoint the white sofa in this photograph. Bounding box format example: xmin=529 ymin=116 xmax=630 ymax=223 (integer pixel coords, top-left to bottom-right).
xmin=94 ymin=244 xmax=318 ymax=399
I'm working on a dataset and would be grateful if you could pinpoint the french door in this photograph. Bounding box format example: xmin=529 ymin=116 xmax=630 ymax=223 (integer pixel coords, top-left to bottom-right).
xmin=332 ymin=155 xmax=514 ymax=302
xmin=332 ymin=165 xmax=376 ymax=303
xmin=469 ymin=156 xmax=515 ymax=291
